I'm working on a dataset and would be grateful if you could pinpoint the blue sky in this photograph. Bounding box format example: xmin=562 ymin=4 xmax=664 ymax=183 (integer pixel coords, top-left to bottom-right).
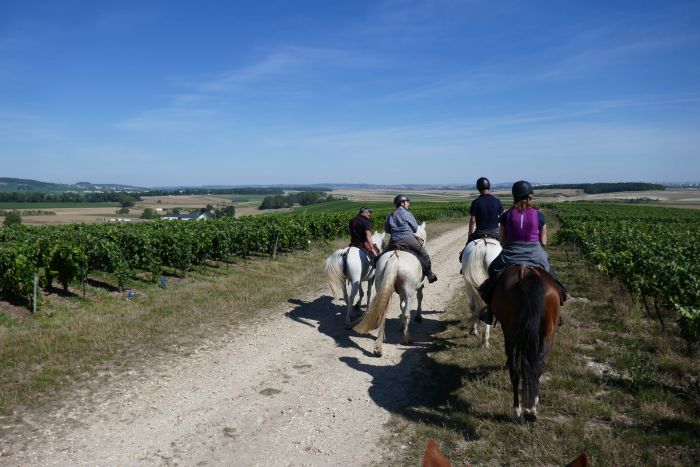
xmin=1 ymin=0 xmax=699 ymax=187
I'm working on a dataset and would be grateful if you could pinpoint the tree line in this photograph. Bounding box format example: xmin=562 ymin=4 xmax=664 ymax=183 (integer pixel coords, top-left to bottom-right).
xmin=0 ymin=187 xmax=338 ymax=203
xmin=259 ymin=191 xmax=345 ymax=210
xmin=0 ymin=192 xmax=144 ymax=203
xmin=536 ymin=182 xmax=665 ymax=194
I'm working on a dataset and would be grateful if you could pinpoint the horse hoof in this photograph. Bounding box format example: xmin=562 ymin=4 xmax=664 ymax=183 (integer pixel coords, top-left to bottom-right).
xmin=523 ymin=408 xmax=537 ymax=422
xmin=373 ymin=349 xmax=383 ymax=357
xmin=511 ymin=406 xmax=522 ymax=422
xmin=414 ymin=314 xmax=423 ymax=323
xmin=402 ymin=337 xmax=413 ymax=345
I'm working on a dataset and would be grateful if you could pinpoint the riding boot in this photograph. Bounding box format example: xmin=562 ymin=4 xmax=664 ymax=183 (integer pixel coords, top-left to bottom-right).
xmin=478 ymin=276 xmax=497 ymax=303
xmin=479 ymin=306 xmax=494 ymax=325
xmin=367 ymin=251 xmax=377 ymax=267
xmin=413 ymin=244 xmax=437 ymax=283
xmin=554 ymin=279 xmax=568 ymax=305
xmin=419 ymin=264 xmax=437 ymax=283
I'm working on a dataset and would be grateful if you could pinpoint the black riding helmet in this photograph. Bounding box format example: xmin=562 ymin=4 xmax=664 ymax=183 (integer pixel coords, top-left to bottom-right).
xmin=358 ymin=206 xmax=373 ymax=214
xmin=476 ymin=177 xmax=490 ymax=191
xmin=512 ymin=180 xmax=534 ymax=200
xmin=393 ymin=195 xmax=410 ymax=207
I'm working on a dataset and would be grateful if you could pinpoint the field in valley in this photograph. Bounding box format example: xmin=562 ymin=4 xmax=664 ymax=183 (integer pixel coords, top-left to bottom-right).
xmin=2 ymin=187 xmax=699 ymax=226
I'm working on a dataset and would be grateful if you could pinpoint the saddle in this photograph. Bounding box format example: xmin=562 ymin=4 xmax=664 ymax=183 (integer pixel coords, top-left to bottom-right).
xmin=458 ymin=234 xmax=499 ymax=263
xmin=344 ymin=246 xmax=378 ymax=274
xmin=386 ymin=243 xmax=412 ymax=253
xmin=479 ymin=265 xmax=567 ymax=305
xmin=468 ymin=231 xmax=499 ymax=243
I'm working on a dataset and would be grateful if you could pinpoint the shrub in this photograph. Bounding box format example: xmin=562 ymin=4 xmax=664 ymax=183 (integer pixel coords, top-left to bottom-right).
xmin=3 ymin=210 xmax=22 ymax=226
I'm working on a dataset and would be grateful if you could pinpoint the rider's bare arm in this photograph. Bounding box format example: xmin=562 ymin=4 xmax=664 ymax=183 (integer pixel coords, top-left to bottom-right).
xmin=468 ymin=216 xmax=476 ymax=235
xmin=540 ymin=224 xmax=548 ymax=247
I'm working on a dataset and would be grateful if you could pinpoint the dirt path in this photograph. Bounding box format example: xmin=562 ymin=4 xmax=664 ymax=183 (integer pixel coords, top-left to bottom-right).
xmin=0 ymin=224 xmax=469 ymax=466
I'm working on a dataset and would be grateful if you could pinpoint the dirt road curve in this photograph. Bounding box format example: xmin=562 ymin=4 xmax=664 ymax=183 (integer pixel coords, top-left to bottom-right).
xmin=1 ymin=224 xmax=469 ymax=466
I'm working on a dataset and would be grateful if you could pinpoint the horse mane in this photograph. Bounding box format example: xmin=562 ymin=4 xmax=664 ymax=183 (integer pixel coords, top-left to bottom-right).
xmin=371 ymin=231 xmax=386 ymax=252
xmin=415 ymin=222 xmax=427 ymax=244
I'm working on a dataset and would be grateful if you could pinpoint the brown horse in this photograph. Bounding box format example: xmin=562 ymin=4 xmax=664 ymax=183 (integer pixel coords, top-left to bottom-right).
xmin=491 ymin=264 xmax=561 ymax=421
xmin=421 ymin=438 xmax=591 ymax=466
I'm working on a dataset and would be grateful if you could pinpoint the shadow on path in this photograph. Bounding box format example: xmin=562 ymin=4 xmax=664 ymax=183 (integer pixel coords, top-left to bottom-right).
xmin=286 ymin=293 xmax=508 ymax=438
xmin=285 ymin=295 xmax=373 ymax=356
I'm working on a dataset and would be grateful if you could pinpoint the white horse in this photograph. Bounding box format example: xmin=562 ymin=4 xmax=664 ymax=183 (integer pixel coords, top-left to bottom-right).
xmin=325 ymin=231 xmax=386 ymax=329
xmin=353 ymin=222 xmax=427 ymax=357
xmin=460 ymin=237 xmax=502 ymax=347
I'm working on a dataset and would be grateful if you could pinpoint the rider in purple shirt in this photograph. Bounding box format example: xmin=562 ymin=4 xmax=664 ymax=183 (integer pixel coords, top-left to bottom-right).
xmin=479 ymin=180 xmax=567 ymax=324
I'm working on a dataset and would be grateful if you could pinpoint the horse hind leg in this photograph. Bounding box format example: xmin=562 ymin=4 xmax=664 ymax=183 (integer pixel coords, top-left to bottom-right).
xmin=374 ymin=315 xmax=386 ymax=357
xmin=483 ymin=324 xmax=491 ymax=348
xmin=345 ymin=281 xmax=361 ymax=329
xmin=355 ymin=283 xmax=364 ymax=310
xmin=523 ymin=384 xmax=538 ymax=421
xmin=366 ymin=277 xmax=374 ymax=309
xmin=414 ymin=286 xmax=424 ymax=323
xmin=507 ymin=351 xmax=522 ymax=421
xmin=401 ymin=294 xmax=413 ymax=345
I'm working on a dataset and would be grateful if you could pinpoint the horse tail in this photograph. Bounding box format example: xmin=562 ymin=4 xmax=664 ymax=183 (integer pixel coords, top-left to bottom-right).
xmin=463 ymin=240 xmax=491 ymax=311
xmin=324 ymin=249 xmax=346 ymax=299
xmin=353 ymin=256 xmax=398 ymax=334
xmin=514 ymin=271 xmax=545 ymax=409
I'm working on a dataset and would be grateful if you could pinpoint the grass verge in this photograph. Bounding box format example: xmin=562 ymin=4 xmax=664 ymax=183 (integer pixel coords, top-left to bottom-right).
xmin=380 ymin=210 xmax=700 ymax=466
xmin=0 ymin=240 xmax=344 ymax=416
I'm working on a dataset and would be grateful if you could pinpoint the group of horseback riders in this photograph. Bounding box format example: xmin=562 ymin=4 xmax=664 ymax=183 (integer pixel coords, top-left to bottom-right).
xmin=349 ymin=194 xmax=438 ymax=283
xmin=347 ymin=177 xmax=567 ymax=322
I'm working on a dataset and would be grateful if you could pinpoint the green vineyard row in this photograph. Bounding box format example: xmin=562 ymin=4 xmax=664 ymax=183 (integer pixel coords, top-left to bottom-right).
xmin=0 ymin=204 xmax=469 ymax=307
xmin=554 ymin=203 xmax=700 ymax=341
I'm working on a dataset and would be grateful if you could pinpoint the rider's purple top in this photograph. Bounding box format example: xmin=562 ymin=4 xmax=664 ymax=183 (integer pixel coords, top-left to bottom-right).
xmin=500 ymin=207 xmax=543 ymax=243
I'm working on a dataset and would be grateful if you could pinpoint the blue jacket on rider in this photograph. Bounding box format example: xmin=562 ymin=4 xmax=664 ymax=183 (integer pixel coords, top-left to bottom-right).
xmin=384 ymin=206 xmax=418 ymax=242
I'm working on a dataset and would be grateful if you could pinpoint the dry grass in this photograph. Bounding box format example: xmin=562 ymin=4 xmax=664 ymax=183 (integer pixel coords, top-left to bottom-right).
xmin=379 ymin=211 xmax=700 ymax=466
xmin=0 ymin=239 xmax=342 ymax=415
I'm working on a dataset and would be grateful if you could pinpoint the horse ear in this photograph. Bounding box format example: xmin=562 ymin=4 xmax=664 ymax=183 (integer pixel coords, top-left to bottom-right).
xmin=420 ymin=221 xmax=426 ymax=229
